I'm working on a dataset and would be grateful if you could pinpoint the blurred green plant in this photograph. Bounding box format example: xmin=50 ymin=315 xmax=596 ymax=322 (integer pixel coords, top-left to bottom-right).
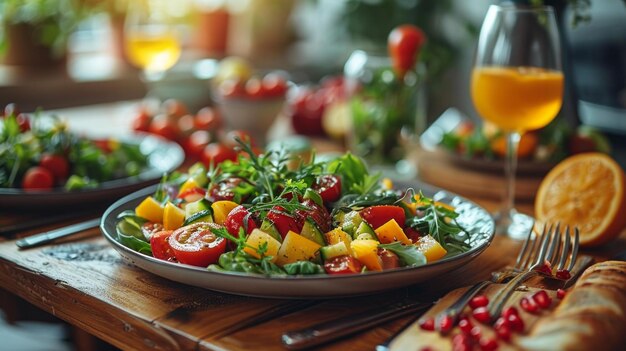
xmin=0 ymin=0 xmax=98 ymax=58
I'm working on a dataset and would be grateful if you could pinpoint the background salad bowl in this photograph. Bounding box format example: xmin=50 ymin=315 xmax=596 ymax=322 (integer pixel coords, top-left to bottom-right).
xmin=100 ymin=180 xmax=494 ymax=299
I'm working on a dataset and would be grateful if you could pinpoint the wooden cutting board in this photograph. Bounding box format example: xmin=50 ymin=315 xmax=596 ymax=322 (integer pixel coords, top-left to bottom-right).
xmin=414 ymin=149 xmax=545 ymax=203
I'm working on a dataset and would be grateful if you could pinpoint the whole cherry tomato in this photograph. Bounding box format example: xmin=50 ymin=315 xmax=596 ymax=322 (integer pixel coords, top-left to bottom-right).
xmin=224 ymin=205 xmax=258 ymax=238
xmin=313 ymin=174 xmax=341 ymax=203
xmin=324 ymin=255 xmax=364 ymax=274
xmin=16 ymin=113 xmax=31 ymax=132
xmin=131 ymin=110 xmax=152 ymax=133
xmin=262 ymin=73 xmax=288 ymax=97
xmin=201 ymin=142 xmax=238 ymax=167
xmin=149 ymin=114 xmax=179 ymax=141
xmin=266 ymin=206 xmax=302 ymax=240
xmin=184 ymin=130 xmax=213 ymax=159
xmin=40 ymin=153 xmax=70 ymax=181
xmin=289 ymin=88 xmax=325 ymax=136
xmin=218 ymin=78 xmax=246 ymax=99
xmin=22 ymin=166 xmax=54 ymax=190
xmin=244 ymin=77 xmax=265 ymax=99
xmin=150 ymin=230 xmax=176 ymax=261
xmin=162 ymin=99 xmax=188 ymax=118
xmin=388 ymin=24 xmax=426 ymax=78
xmin=223 ymin=130 xmax=255 ymax=148
xmin=177 ymin=114 xmax=196 ymax=137
xmin=168 ymin=222 xmax=227 ymax=267
xmin=360 ymin=205 xmax=406 ymax=230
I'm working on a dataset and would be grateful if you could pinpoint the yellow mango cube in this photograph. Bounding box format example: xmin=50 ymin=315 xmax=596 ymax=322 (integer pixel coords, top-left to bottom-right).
xmin=350 ymin=239 xmax=382 ymax=271
xmin=178 ymin=178 xmax=201 ymax=196
xmin=375 ymin=219 xmax=412 ymax=245
xmin=275 ymin=231 xmax=322 ymax=266
xmin=324 ymin=228 xmax=353 ymax=255
xmin=243 ymin=229 xmax=281 ymax=262
xmin=163 ymin=202 xmax=185 ymax=230
xmin=417 ymin=235 xmax=447 ymax=262
xmin=211 ymin=200 xmax=239 ymax=225
xmin=135 ymin=196 xmax=164 ymax=223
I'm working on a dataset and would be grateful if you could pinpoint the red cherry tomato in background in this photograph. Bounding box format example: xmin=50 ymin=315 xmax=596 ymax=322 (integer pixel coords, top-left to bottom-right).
xmin=244 ymin=77 xmax=265 ymax=99
xmin=184 ymin=130 xmax=213 ymax=159
xmin=16 ymin=113 xmax=31 ymax=132
xmin=131 ymin=110 xmax=152 ymax=133
xmin=360 ymin=205 xmax=406 ymax=230
xmin=22 ymin=166 xmax=54 ymax=190
xmin=262 ymin=73 xmax=288 ymax=97
xmin=201 ymin=142 xmax=238 ymax=167
xmin=163 ymin=98 xmax=188 ymax=117
xmin=4 ymin=103 xmax=19 ymax=117
xmin=150 ymin=230 xmax=176 ymax=261
xmin=177 ymin=114 xmax=196 ymax=136
xmin=219 ymin=79 xmax=246 ymax=99
xmin=289 ymin=87 xmax=325 ymax=136
xmin=313 ymin=174 xmax=341 ymax=203
xmin=223 ymin=130 xmax=255 ymax=148
xmin=40 ymin=153 xmax=70 ymax=181
xmin=388 ymin=24 xmax=426 ymax=78
xmin=149 ymin=114 xmax=179 ymax=141
xmin=224 ymin=205 xmax=258 ymax=239
xmin=324 ymin=255 xmax=364 ymax=274
xmin=194 ymin=107 xmax=221 ymax=131
xmin=168 ymin=222 xmax=227 ymax=267
xmin=208 ymin=177 xmax=244 ymax=202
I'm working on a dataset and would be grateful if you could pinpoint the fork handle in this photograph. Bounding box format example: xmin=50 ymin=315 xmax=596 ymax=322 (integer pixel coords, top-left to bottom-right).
xmin=488 ymin=270 xmax=539 ymax=320
xmin=435 ymin=280 xmax=492 ymax=331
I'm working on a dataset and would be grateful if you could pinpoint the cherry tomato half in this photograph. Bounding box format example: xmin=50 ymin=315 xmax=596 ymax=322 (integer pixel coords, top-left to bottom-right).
xmin=224 ymin=205 xmax=258 ymax=239
xmin=168 ymin=222 xmax=227 ymax=267
xmin=388 ymin=24 xmax=426 ymax=78
xmin=295 ymin=198 xmax=332 ymax=233
xmin=142 ymin=222 xmax=165 ymax=241
xmin=150 ymin=230 xmax=176 ymax=261
xmin=266 ymin=206 xmax=302 ymax=240
xmin=360 ymin=205 xmax=406 ymax=230
xmin=40 ymin=153 xmax=70 ymax=181
xmin=22 ymin=166 xmax=54 ymax=190
xmin=313 ymin=174 xmax=341 ymax=203
xmin=324 ymin=255 xmax=364 ymax=275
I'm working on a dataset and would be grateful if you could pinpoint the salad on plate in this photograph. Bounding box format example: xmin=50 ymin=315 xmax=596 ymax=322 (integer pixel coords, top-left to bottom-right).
xmin=115 ymin=141 xmax=476 ymax=276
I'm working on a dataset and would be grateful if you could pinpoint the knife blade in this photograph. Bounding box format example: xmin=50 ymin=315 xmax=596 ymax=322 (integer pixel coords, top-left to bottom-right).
xmin=281 ymin=299 xmax=432 ymax=350
xmin=15 ymin=218 xmax=101 ymax=249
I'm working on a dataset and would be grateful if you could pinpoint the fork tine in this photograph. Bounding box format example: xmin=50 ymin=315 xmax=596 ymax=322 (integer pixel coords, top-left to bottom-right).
xmin=545 ymin=222 xmax=561 ymax=265
xmin=556 ymin=225 xmax=571 ymax=271
xmin=534 ymin=222 xmax=554 ymax=266
xmin=514 ymin=223 xmax=535 ymax=270
xmin=567 ymin=227 xmax=580 ymax=271
xmin=520 ymin=223 xmax=544 ymax=269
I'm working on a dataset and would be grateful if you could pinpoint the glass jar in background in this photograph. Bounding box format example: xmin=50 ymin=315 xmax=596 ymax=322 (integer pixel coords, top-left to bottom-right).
xmin=344 ymin=50 xmax=427 ymax=176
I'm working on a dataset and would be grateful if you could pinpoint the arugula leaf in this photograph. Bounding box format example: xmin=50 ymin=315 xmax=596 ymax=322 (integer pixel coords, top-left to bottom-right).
xmin=325 ymin=153 xmax=381 ymax=195
xmin=379 ymin=242 xmax=426 ymax=267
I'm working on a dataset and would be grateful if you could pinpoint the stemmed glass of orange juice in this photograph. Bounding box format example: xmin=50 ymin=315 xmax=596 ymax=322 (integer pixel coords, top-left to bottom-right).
xmin=124 ymin=0 xmax=182 ymax=80
xmin=471 ymin=4 xmax=564 ymax=238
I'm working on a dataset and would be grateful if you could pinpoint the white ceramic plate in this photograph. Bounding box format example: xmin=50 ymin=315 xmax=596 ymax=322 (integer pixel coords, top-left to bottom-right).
xmin=0 ymin=133 xmax=184 ymax=209
xmin=100 ymin=181 xmax=495 ymax=299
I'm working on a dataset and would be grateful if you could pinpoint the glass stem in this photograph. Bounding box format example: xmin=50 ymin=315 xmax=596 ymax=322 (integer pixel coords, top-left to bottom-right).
xmin=502 ymin=131 xmax=521 ymax=217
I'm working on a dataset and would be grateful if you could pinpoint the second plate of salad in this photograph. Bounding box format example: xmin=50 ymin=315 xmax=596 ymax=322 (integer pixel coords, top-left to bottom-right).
xmin=101 ymin=143 xmax=494 ymax=298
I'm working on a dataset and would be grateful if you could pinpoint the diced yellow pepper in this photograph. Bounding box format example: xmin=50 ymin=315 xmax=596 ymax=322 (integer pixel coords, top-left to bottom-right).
xmin=350 ymin=239 xmax=382 ymax=271
xmin=243 ymin=229 xmax=281 ymax=262
xmin=178 ymin=178 xmax=201 ymax=195
xmin=417 ymin=235 xmax=447 ymax=262
xmin=163 ymin=202 xmax=185 ymax=230
xmin=211 ymin=200 xmax=239 ymax=225
xmin=135 ymin=196 xmax=164 ymax=223
xmin=324 ymin=228 xmax=353 ymax=255
xmin=275 ymin=231 xmax=322 ymax=266
xmin=375 ymin=219 xmax=412 ymax=245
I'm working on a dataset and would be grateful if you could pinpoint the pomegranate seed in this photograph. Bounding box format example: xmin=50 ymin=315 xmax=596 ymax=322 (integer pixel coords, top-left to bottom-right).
xmin=495 ymin=323 xmax=512 ymax=342
xmin=479 ymin=337 xmax=499 ymax=351
xmin=557 ymin=288 xmax=567 ymax=299
xmin=532 ymin=290 xmax=552 ymax=309
xmin=458 ymin=317 xmax=473 ymax=334
xmin=494 ymin=317 xmax=508 ymax=329
xmin=502 ymin=306 xmax=519 ymax=319
xmin=439 ymin=315 xmax=454 ymax=333
xmin=556 ymin=269 xmax=571 ymax=280
xmin=507 ymin=313 xmax=525 ymax=332
xmin=469 ymin=295 xmax=489 ymax=309
xmin=538 ymin=260 xmax=553 ymax=276
xmin=472 ymin=306 xmax=491 ymax=324
xmin=520 ymin=297 xmax=538 ymax=313
xmin=470 ymin=326 xmax=482 ymax=341
xmin=419 ymin=317 xmax=435 ymax=331
xmin=452 ymin=333 xmax=472 ymax=351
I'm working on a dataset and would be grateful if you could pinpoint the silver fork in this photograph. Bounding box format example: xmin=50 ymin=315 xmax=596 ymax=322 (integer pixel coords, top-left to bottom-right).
xmin=486 ymin=222 xmax=579 ymax=321
xmin=432 ymin=223 xmax=535 ymax=333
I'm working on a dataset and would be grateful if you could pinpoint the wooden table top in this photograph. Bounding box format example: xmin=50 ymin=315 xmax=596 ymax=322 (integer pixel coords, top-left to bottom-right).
xmin=1 ymin=102 xmax=625 ymax=350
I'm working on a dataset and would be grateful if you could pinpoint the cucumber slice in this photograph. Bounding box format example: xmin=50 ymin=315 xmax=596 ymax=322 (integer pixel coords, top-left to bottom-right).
xmin=340 ymin=211 xmax=364 ymax=238
xmin=300 ymin=218 xmax=325 ymax=246
xmin=183 ymin=209 xmax=213 ymax=226
xmin=260 ymin=219 xmax=283 ymax=242
xmin=355 ymin=221 xmax=378 ymax=240
xmin=185 ymin=198 xmax=212 ymax=219
xmin=319 ymin=242 xmax=349 ymax=262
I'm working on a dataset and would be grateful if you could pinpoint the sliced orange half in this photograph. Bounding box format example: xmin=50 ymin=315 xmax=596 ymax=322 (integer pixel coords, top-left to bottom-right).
xmin=535 ymin=152 xmax=626 ymax=247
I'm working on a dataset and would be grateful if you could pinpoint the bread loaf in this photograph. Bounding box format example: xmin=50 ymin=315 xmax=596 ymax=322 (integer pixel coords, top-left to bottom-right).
xmin=517 ymin=260 xmax=626 ymax=351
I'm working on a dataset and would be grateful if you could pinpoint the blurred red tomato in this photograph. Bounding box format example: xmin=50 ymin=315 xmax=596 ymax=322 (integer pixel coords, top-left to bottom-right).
xmin=4 ymin=103 xmax=19 ymax=117
xmin=289 ymin=88 xmax=325 ymax=136
xmin=194 ymin=107 xmax=221 ymax=130
xmin=202 ymin=143 xmax=238 ymax=167
xmin=131 ymin=110 xmax=152 ymax=132
xmin=223 ymin=130 xmax=255 ymax=148
xmin=262 ymin=73 xmax=288 ymax=97
xmin=40 ymin=154 xmax=70 ymax=181
xmin=149 ymin=114 xmax=179 ymax=140
xmin=388 ymin=25 xmax=426 ymax=78
xmin=15 ymin=113 xmax=31 ymax=132
xmin=162 ymin=99 xmax=188 ymax=117
xmin=244 ymin=77 xmax=264 ymax=99
xmin=22 ymin=166 xmax=54 ymax=189
xmin=218 ymin=79 xmax=246 ymax=98
xmin=177 ymin=114 xmax=196 ymax=136
xmin=184 ymin=130 xmax=213 ymax=159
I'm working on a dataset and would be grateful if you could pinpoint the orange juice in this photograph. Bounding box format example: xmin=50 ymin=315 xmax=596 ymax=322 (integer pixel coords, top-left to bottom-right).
xmin=125 ymin=32 xmax=181 ymax=72
xmin=471 ymin=66 xmax=563 ymax=132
